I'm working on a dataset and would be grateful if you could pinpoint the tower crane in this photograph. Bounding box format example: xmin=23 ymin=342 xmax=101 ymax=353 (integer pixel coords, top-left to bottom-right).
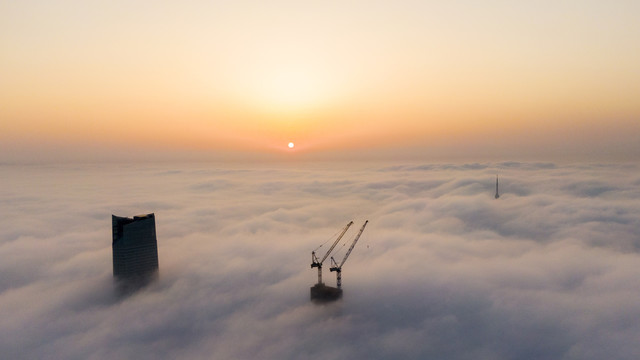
xmin=311 ymin=221 xmax=353 ymax=285
xmin=330 ymin=220 xmax=368 ymax=289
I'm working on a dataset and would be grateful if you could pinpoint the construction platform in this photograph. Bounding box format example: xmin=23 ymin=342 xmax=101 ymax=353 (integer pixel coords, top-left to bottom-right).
xmin=310 ymin=283 xmax=342 ymax=302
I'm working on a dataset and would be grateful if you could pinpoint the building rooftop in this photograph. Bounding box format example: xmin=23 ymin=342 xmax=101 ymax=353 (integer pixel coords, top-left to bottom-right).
xmin=310 ymin=283 xmax=343 ymax=303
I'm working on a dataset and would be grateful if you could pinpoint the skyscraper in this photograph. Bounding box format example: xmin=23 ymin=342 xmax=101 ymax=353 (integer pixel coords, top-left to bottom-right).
xmin=495 ymin=175 xmax=500 ymax=199
xmin=112 ymin=213 xmax=159 ymax=280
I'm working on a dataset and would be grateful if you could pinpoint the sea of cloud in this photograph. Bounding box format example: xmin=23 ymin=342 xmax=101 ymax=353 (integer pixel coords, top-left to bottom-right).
xmin=1 ymin=161 xmax=639 ymax=359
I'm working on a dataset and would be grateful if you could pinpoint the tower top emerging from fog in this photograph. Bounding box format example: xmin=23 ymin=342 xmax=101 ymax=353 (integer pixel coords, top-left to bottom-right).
xmin=112 ymin=213 xmax=159 ymax=280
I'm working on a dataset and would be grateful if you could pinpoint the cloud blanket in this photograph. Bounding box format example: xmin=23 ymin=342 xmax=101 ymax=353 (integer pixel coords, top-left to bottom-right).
xmin=1 ymin=161 xmax=639 ymax=359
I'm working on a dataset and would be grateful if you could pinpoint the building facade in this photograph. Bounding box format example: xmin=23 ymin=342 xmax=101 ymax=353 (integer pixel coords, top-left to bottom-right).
xmin=112 ymin=213 xmax=159 ymax=280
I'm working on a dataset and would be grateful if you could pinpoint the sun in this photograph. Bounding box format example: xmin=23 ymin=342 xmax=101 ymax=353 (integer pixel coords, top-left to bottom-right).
xmin=288 ymin=142 xmax=295 ymax=149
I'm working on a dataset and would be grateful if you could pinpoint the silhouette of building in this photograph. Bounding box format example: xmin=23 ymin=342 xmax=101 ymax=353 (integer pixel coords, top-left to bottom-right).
xmin=112 ymin=213 xmax=159 ymax=280
xmin=495 ymin=175 xmax=500 ymax=199
xmin=310 ymin=283 xmax=342 ymax=302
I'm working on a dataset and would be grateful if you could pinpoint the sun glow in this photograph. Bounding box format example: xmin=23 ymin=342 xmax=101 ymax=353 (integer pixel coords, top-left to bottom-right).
xmin=288 ymin=142 xmax=295 ymax=149
xmin=251 ymin=67 xmax=331 ymax=111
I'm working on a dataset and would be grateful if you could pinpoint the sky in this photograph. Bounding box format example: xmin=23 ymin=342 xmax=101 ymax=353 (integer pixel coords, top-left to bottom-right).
xmin=1 ymin=161 xmax=640 ymax=359
xmin=1 ymin=1 xmax=640 ymax=162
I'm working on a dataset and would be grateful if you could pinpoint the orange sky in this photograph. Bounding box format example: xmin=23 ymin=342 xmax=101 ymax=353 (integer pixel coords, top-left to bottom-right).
xmin=1 ymin=1 xmax=639 ymax=162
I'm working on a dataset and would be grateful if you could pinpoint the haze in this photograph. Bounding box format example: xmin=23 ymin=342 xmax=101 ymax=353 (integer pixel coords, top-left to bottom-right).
xmin=1 ymin=1 xmax=639 ymax=162
xmin=2 ymin=2 xmax=640 ymax=359
xmin=2 ymin=162 xmax=640 ymax=359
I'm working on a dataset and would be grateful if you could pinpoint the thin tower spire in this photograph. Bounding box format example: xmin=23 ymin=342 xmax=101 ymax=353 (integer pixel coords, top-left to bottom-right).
xmin=495 ymin=175 xmax=500 ymax=199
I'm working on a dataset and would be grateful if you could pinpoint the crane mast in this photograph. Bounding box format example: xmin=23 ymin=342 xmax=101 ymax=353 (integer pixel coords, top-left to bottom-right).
xmin=311 ymin=221 xmax=353 ymax=284
xmin=330 ymin=220 xmax=368 ymax=289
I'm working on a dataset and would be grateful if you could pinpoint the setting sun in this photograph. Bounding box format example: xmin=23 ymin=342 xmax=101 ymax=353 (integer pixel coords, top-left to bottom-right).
xmin=288 ymin=142 xmax=295 ymax=149
xmin=1 ymin=1 xmax=639 ymax=162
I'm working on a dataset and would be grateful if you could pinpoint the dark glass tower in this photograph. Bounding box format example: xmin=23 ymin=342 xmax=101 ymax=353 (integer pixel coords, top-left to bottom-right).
xmin=495 ymin=175 xmax=500 ymax=199
xmin=112 ymin=213 xmax=159 ymax=280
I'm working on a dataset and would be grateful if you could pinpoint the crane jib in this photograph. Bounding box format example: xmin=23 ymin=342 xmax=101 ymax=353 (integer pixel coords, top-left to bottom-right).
xmin=335 ymin=220 xmax=368 ymax=269
xmin=319 ymin=221 xmax=353 ymax=264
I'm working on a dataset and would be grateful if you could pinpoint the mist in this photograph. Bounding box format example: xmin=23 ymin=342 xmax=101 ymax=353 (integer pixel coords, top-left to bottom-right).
xmin=1 ymin=161 xmax=639 ymax=359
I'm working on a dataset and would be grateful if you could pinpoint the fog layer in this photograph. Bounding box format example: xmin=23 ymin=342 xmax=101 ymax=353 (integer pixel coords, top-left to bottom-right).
xmin=1 ymin=162 xmax=639 ymax=359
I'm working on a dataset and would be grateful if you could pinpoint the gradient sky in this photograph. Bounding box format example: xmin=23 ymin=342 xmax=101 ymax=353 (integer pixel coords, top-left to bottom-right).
xmin=1 ymin=1 xmax=639 ymax=161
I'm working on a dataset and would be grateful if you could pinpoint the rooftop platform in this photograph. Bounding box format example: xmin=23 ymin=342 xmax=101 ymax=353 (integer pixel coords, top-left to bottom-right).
xmin=310 ymin=283 xmax=342 ymax=303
